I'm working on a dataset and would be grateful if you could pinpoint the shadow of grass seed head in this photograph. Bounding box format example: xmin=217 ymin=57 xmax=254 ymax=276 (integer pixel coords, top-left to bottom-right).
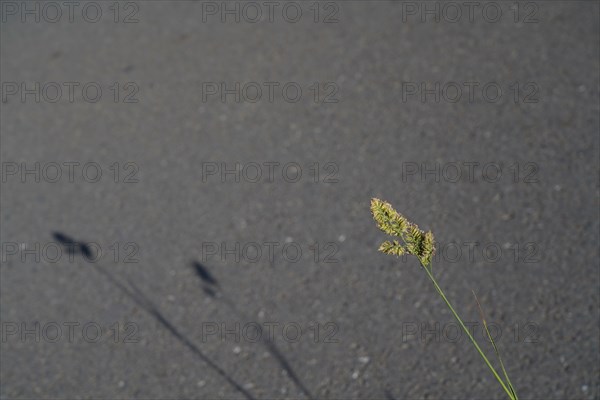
xmin=370 ymin=198 xmax=435 ymax=267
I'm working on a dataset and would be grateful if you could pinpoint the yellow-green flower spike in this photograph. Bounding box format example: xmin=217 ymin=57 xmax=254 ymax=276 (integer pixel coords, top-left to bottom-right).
xmin=370 ymin=198 xmax=409 ymax=237
xmin=378 ymin=240 xmax=406 ymax=256
xmin=370 ymin=198 xmax=436 ymax=268
xmin=420 ymin=231 xmax=436 ymax=266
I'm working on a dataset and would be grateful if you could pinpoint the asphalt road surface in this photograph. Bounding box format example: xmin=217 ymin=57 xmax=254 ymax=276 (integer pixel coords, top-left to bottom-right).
xmin=1 ymin=1 xmax=599 ymax=399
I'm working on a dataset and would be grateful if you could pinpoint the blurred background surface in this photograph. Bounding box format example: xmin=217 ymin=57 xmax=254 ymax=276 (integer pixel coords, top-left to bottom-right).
xmin=1 ymin=1 xmax=598 ymax=399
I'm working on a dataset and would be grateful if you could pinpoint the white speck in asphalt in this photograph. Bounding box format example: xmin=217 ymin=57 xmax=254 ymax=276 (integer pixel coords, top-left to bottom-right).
xmin=358 ymin=356 xmax=370 ymax=364
xmin=285 ymin=237 xmax=293 ymax=243
xmin=118 ymin=381 xmax=125 ymax=388
xmin=581 ymin=385 xmax=588 ymax=392
xmin=338 ymin=234 xmax=346 ymax=242
xmin=167 ymin=295 xmax=176 ymax=302
xmin=352 ymin=370 xmax=359 ymax=379
xmin=197 ymin=380 xmax=205 ymax=388
xmin=233 ymin=346 xmax=241 ymax=354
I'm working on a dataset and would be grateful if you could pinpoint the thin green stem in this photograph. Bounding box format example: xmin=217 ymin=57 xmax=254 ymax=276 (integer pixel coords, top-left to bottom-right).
xmin=420 ymin=263 xmax=516 ymax=400
xmin=473 ymin=291 xmax=518 ymax=400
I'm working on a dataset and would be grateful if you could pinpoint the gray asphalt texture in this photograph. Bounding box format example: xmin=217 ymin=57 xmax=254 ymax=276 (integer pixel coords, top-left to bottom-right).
xmin=1 ymin=1 xmax=599 ymax=399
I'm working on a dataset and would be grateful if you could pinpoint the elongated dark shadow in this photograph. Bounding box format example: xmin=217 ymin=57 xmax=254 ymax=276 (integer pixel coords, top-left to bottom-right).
xmin=190 ymin=260 xmax=315 ymax=400
xmin=124 ymin=278 xmax=255 ymax=400
xmin=51 ymin=232 xmax=255 ymax=400
xmin=191 ymin=260 xmax=219 ymax=287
